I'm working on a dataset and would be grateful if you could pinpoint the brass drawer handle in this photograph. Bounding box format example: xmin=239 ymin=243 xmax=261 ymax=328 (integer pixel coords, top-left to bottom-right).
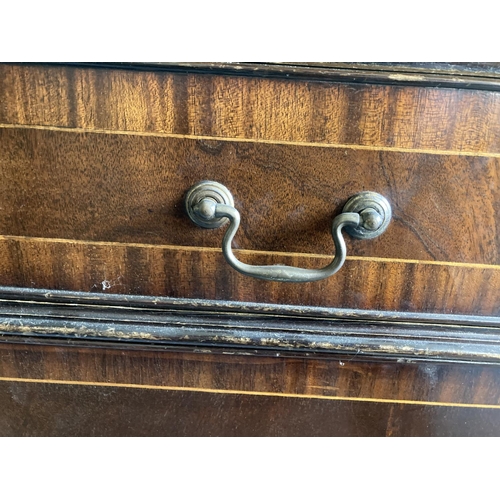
xmin=185 ymin=181 xmax=391 ymax=283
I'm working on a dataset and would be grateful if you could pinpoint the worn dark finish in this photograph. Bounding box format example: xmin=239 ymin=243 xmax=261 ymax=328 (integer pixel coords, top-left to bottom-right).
xmin=1 ymin=287 xmax=500 ymax=362
xmin=59 ymin=62 xmax=500 ymax=92
xmin=4 ymin=285 xmax=500 ymax=326
xmin=279 ymin=62 xmax=500 ymax=77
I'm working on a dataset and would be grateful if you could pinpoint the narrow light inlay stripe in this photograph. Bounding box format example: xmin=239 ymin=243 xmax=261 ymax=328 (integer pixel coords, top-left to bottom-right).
xmin=1 ymin=376 xmax=499 ymax=409
xmin=0 ymin=234 xmax=499 ymax=270
xmin=1 ymin=123 xmax=499 ymax=158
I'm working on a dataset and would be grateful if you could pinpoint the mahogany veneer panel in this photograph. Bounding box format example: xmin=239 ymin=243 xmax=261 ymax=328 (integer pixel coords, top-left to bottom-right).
xmin=1 ymin=343 xmax=500 ymax=436
xmin=2 ymin=381 xmax=500 ymax=436
xmin=2 ymin=63 xmax=500 ymax=437
xmin=0 ymin=127 xmax=499 ymax=264
xmin=0 ymin=237 xmax=498 ymax=315
xmin=2 ymin=343 xmax=500 ymax=405
xmin=2 ymin=63 xmax=500 ymax=153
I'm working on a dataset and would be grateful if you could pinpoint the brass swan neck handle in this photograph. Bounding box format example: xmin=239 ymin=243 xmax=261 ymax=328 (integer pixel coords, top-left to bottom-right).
xmin=185 ymin=181 xmax=391 ymax=283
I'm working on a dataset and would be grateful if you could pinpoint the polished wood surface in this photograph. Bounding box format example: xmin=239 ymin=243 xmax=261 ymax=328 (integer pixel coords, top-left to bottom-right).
xmin=0 ymin=237 xmax=499 ymax=314
xmin=3 ymin=381 xmax=500 ymax=436
xmin=2 ymin=63 xmax=500 ymax=154
xmin=0 ymin=124 xmax=499 ymax=315
xmin=1 ymin=342 xmax=500 ymax=436
xmin=1 ymin=64 xmax=499 ymax=309
xmin=3 ymin=342 xmax=500 ymax=404
xmin=1 ymin=62 xmax=500 ymax=435
xmin=0 ymin=127 xmax=498 ymax=263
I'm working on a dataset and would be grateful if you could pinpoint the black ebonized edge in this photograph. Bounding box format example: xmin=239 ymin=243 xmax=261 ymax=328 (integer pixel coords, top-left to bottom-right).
xmin=32 ymin=62 xmax=500 ymax=92
xmin=0 ymin=286 xmax=500 ymax=364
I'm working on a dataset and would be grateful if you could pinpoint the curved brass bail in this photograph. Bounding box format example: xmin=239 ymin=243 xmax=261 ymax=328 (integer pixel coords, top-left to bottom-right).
xmin=185 ymin=181 xmax=391 ymax=283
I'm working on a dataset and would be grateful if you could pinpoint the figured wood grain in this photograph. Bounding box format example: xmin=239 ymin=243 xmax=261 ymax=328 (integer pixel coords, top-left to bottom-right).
xmin=1 ymin=343 xmax=500 ymax=436
xmin=0 ymin=127 xmax=499 ymax=265
xmin=3 ymin=342 xmax=500 ymax=405
xmin=0 ymin=237 xmax=498 ymax=315
xmin=2 ymin=62 xmax=500 ymax=437
xmin=2 ymin=63 xmax=500 ymax=154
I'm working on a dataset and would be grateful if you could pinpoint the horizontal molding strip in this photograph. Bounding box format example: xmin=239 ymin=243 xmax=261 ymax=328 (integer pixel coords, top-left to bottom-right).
xmin=2 ymin=123 xmax=500 ymax=159
xmin=54 ymin=62 xmax=500 ymax=92
xmin=1 ymin=286 xmax=500 ymax=364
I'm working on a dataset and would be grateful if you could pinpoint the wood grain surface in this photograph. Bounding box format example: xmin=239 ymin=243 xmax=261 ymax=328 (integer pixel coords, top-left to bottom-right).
xmin=2 ymin=63 xmax=500 ymax=154
xmin=2 ymin=381 xmax=500 ymax=436
xmin=1 ymin=63 xmax=499 ymax=316
xmin=2 ymin=63 xmax=500 ymax=436
xmin=1 ymin=342 xmax=500 ymax=436
xmin=0 ymin=236 xmax=498 ymax=315
xmin=3 ymin=342 xmax=500 ymax=404
xmin=0 ymin=127 xmax=498 ymax=265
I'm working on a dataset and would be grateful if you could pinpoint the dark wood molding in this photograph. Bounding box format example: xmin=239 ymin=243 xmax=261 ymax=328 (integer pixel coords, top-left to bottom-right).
xmin=1 ymin=286 xmax=500 ymax=364
xmin=36 ymin=62 xmax=500 ymax=92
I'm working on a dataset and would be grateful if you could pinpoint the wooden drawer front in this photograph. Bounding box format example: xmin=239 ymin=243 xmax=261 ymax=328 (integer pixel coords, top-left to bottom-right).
xmin=0 ymin=63 xmax=499 ymax=316
xmin=1 ymin=342 xmax=500 ymax=436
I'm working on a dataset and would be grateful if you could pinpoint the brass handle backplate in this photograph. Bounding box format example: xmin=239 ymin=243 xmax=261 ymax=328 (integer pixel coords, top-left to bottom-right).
xmin=185 ymin=181 xmax=391 ymax=283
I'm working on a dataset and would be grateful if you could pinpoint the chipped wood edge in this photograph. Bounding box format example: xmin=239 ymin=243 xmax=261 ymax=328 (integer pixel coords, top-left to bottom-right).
xmin=45 ymin=62 xmax=500 ymax=92
xmin=0 ymin=286 xmax=500 ymax=364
